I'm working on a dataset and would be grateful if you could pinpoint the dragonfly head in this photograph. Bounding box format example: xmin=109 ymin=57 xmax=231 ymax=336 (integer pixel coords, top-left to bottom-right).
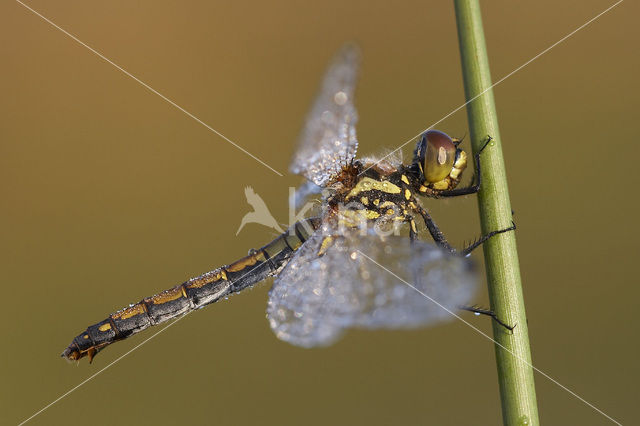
xmin=413 ymin=130 xmax=467 ymax=191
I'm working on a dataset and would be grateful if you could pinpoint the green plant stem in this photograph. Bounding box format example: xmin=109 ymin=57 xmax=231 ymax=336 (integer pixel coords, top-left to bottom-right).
xmin=453 ymin=1 xmax=539 ymax=425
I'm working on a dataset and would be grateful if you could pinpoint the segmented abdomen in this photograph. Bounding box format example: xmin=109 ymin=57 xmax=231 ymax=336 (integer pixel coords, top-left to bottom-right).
xmin=62 ymin=218 xmax=320 ymax=363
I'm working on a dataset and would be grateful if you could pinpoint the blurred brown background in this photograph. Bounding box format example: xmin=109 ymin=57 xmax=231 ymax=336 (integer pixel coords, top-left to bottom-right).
xmin=2 ymin=1 xmax=638 ymax=425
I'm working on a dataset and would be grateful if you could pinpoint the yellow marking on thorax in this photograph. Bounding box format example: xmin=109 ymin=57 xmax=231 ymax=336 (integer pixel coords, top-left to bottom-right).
xmin=419 ymin=185 xmax=427 ymax=193
xmin=373 ymin=199 xmax=380 ymax=206
xmin=366 ymin=210 xmax=381 ymax=219
xmin=401 ymin=174 xmax=410 ymax=185
xmin=98 ymin=323 xmax=111 ymax=332
xmin=340 ymin=209 xmax=380 ymax=223
xmin=360 ymin=196 xmax=369 ymax=205
xmin=346 ymin=177 xmax=401 ymax=199
xmin=404 ymin=189 xmax=412 ymax=200
xmin=379 ymin=201 xmax=395 ymax=208
xmin=337 ymin=209 xmax=382 ymax=232
xmin=385 ymin=208 xmax=395 ymax=216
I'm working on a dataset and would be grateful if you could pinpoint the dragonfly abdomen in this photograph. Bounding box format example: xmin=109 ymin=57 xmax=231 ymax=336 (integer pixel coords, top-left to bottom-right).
xmin=62 ymin=218 xmax=320 ymax=363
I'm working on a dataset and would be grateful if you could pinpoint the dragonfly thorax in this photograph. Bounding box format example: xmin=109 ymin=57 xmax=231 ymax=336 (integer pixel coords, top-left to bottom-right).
xmin=317 ymin=130 xmax=470 ymax=236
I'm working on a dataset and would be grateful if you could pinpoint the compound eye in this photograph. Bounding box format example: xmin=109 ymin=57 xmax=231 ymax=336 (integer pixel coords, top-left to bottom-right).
xmin=423 ymin=130 xmax=456 ymax=183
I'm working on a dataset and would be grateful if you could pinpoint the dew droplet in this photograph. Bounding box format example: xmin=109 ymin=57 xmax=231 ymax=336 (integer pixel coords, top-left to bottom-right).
xmin=334 ymin=91 xmax=348 ymax=105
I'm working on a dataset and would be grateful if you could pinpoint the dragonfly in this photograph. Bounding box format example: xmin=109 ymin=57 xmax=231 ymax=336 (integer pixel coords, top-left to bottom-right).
xmin=62 ymin=45 xmax=514 ymax=363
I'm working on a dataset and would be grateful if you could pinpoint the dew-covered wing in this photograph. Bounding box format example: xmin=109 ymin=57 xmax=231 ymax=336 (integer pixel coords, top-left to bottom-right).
xmin=290 ymin=45 xmax=360 ymax=187
xmin=289 ymin=180 xmax=324 ymax=213
xmin=266 ymin=229 xmax=477 ymax=347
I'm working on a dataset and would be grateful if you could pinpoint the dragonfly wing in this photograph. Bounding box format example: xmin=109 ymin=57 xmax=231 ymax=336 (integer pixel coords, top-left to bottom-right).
xmin=290 ymin=45 xmax=360 ymax=187
xmin=267 ymin=229 xmax=477 ymax=348
xmin=267 ymin=230 xmax=345 ymax=347
xmin=289 ymin=179 xmax=324 ymax=212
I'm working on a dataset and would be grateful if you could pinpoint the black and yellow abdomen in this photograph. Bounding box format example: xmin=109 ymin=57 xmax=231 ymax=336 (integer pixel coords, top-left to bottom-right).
xmin=62 ymin=218 xmax=320 ymax=363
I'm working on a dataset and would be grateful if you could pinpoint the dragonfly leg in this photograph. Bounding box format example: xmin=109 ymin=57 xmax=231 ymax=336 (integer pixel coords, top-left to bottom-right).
xmin=418 ymin=207 xmax=455 ymax=253
xmin=438 ymin=135 xmax=492 ymax=198
xmin=461 ymin=220 xmax=516 ymax=256
xmin=460 ymin=305 xmax=516 ymax=332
